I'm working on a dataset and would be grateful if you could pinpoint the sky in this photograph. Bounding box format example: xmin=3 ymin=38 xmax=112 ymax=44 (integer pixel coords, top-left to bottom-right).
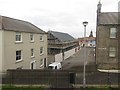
xmin=0 ymin=0 xmax=119 ymax=38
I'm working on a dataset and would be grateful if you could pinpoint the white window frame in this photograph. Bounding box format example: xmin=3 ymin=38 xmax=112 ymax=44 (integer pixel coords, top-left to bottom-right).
xmin=31 ymin=48 xmax=34 ymax=57
xmin=40 ymin=35 xmax=43 ymax=41
xmin=30 ymin=60 xmax=36 ymax=69
xmin=109 ymin=47 xmax=116 ymax=57
xmin=40 ymin=47 xmax=44 ymax=55
xmin=110 ymin=28 xmax=117 ymax=38
xmin=40 ymin=58 xmax=44 ymax=67
xmin=15 ymin=32 xmax=22 ymax=42
xmin=16 ymin=50 xmax=22 ymax=62
xmin=30 ymin=33 xmax=34 ymax=42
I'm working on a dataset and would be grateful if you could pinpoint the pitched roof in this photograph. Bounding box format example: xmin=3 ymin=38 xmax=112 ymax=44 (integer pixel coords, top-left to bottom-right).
xmin=0 ymin=15 xmax=46 ymax=34
xmin=99 ymin=12 xmax=119 ymax=25
xmin=48 ymin=31 xmax=75 ymax=42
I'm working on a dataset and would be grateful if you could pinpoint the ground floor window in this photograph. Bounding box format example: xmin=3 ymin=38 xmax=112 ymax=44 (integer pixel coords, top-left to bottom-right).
xmin=109 ymin=47 xmax=116 ymax=57
xmin=40 ymin=59 xmax=44 ymax=67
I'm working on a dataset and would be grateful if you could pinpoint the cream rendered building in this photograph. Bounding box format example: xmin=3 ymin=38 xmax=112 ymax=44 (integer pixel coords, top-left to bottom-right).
xmin=0 ymin=15 xmax=48 ymax=72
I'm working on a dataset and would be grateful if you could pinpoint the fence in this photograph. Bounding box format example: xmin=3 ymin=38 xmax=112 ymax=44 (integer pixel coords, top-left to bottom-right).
xmin=2 ymin=68 xmax=119 ymax=89
xmin=2 ymin=69 xmax=76 ymax=88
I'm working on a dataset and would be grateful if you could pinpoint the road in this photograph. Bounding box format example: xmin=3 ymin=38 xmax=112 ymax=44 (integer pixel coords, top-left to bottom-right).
xmin=62 ymin=47 xmax=95 ymax=69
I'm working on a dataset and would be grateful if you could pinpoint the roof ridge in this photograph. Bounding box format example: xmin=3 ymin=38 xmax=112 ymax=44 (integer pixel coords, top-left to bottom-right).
xmin=1 ymin=15 xmax=46 ymax=33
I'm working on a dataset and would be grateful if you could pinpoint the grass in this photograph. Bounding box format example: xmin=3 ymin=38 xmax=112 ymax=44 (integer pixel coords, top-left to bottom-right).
xmin=1 ymin=85 xmax=44 ymax=90
xmin=79 ymin=87 xmax=119 ymax=90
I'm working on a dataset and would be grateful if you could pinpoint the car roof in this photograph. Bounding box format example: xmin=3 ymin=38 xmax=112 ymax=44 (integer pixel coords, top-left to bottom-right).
xmin=48 ymin=62 xmax=60 ymax=66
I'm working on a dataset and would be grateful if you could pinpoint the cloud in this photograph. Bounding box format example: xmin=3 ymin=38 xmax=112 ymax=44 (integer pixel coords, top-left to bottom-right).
xmin=0 ymin=0 xmax=119 ymax=38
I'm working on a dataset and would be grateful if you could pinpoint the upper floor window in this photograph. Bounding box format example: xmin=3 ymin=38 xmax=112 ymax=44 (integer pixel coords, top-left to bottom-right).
xmin=109 ymin=47 xmax=116 ymax=57
xmin=16 ymin=50 xmax=22 ymax=61
xmin=40 ymin=35 xmax=43 ymax=41
xmin=16 ymin=32 xmax=22 ymax=42
xmin=40 ymin=47 xmax=44 ymax=55
xmin=31 ymin=48 xmax=34 ymax=57
xmin=110 ymin=28 xmax=117 ymax=38
xmin=30 ymin=33 xmax=34 ymax=42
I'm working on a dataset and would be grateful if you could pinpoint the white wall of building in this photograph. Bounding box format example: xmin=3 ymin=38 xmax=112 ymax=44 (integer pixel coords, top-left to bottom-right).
xmin=64 ymin=48 xmax=75 ymax=60
xmin=3 ymin=31 xmax=47 ymax=71
xmin=50 ymin=47 xmax=79 ymax=64
xmin=55 ymin=53 xmax=63 ymax=62
xmin=0 ymin=31 xmax=3 ymax=73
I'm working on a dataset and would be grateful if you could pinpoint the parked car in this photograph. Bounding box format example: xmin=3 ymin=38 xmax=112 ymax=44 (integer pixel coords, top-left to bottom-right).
xmin=48 ymin=62 xmax=62 ymax=69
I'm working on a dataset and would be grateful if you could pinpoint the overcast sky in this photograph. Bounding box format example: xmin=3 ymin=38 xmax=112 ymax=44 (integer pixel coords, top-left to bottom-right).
xmin=0 ymin=0 xmax=119 ymax=38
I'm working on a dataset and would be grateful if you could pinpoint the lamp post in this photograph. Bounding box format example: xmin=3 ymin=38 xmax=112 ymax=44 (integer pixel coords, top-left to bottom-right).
xmin=82 ymin=21 xmax=88 ymax=88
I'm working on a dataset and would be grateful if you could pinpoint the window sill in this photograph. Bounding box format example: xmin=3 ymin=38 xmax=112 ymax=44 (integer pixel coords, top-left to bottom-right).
xmin=15 ymin=41 xmax=23 ymax=44
xmin=16 ymin=59 xmax=23 ymax=63
xmin=30 ymin=41 xmax=34 ymax=43
xmin=40 ymin=40 xmax=44 ymax=42
xmin=31 ymin=56 xmax=35 ymax=58
xmin=40 ymin=53 xmax=44 ymax=56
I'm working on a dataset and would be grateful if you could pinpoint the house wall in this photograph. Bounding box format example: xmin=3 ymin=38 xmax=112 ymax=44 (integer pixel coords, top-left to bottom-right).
xmin=55 ymin=53 xmax=63 ymax=62
xmin=96 ymin=25 xmax=118 ymax=69
xmin=3 ymin=30 xmax=47 ymax=72
xmin=64 ymin=48 xmax=75 ymax=60
xmin=0 ymin=30 xmax=3 ymax=72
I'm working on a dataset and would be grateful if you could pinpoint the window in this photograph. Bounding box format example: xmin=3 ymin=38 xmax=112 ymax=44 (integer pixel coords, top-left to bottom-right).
xmin=40 ymin=47 xmax=44 ymax=55
xmin=40 ymin=36 xmax=43 ymax=41
xmin=109 ymin=47 xmax=116 ymax=57
xmin=30 ymin=33 xmax=34 ymax=42
xmin=16 ymin=32 xmax=22 ymax=42
xmin=110 ymin=28 xmax=117 ymax=38
xmin=40 ymin=59 xmax=44 ymax=67
xmin=31 ymin=49 xmax=34 ymax=57
xmin=16 ymin=50 xmax=22 ymax=61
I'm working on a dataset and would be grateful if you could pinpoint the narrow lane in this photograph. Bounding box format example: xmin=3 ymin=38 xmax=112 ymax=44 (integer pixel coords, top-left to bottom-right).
xmin=62 ymin=47 xmax=95 ymax=69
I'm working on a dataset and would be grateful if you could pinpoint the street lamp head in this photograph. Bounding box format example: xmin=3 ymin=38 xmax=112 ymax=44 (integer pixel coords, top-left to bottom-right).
xmin=83 ymin=21 xmax=88 ymax=27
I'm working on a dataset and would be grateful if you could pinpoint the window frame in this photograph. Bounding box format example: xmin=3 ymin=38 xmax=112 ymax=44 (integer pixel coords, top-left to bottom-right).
xmin=109 ymin=47 xmax=116 ymax=57
xmin=110 ymin=28 xmax=117 ymax=39
xmin=40 ymin=47 xmax=44 ymax=55
xmin=16 ymin=50 xmax=22 ymax=62
xmin=31 ymin=48 xmax=34 ymax=57
xmin=15 ymin=32 xmax=22 ymax=43
xmin=40 ymin=58 xmax=44 ymax=67
xmin=30 ymin=33 xmax=34 ymax=42
xmin=40 ymin=35 xmax=43 ymax=41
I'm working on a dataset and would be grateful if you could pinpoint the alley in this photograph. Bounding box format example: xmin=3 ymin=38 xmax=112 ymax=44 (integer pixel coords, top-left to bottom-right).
xmin=62 ymin=47 xmax=95 ymax=69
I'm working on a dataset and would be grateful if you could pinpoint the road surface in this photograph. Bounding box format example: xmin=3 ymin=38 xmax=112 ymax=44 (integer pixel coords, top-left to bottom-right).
xmin=62 ymin=47 xmax=95 ymax=69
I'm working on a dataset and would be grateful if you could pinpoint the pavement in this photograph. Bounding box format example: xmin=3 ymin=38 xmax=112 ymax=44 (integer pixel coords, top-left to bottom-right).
xmin=62 ymin=47 xmax=95 ymax=70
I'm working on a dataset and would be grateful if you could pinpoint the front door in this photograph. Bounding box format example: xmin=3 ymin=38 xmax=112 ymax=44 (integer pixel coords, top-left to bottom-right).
xmin=30 ymin=60 xmax=36 ymax=69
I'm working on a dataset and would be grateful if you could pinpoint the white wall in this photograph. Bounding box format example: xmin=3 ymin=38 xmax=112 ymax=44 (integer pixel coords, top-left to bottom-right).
xmin=53 ymin=47 xmax=79 ymax=63
xmin=3 ymin=31 xmax=47 ymax=71
xmin=0 ymin=31 xmax=3 ymax=73
xmin=64 ymin=48 xmax=75 ymax=60
xmin=55 ymin=53 xmax=63 ymax=62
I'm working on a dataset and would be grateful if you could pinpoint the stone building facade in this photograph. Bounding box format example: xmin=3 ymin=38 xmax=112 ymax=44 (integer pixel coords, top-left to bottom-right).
xmin=96 ymin=1 xmax=120 ymax=70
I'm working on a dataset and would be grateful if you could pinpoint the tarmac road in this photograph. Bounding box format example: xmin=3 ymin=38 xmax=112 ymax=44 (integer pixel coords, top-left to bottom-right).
xmin=62 ymin=47 xmax=95 ymax=70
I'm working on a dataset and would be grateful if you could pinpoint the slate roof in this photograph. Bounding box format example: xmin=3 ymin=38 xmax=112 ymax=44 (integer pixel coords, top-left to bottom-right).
xmin=48 ymin=31 xmax=75 ymax=42
xmin=99 ymin=12 xmax=119 ymax=25
xmin=0 ymin=15 xmax=46 ymax=34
